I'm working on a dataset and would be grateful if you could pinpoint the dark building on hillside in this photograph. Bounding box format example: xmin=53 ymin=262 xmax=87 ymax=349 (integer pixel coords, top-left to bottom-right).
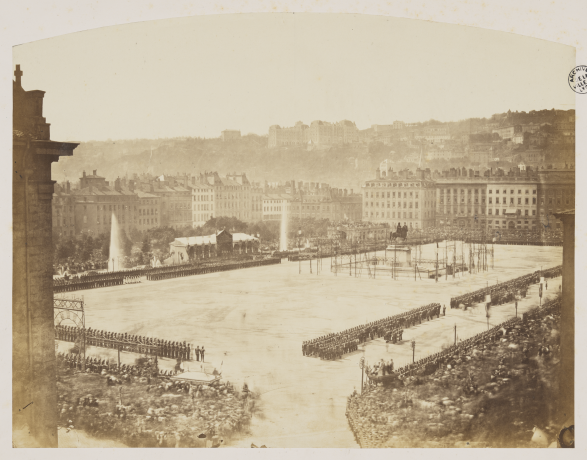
xmin=13 ymin=65 xmax=79 ymax=446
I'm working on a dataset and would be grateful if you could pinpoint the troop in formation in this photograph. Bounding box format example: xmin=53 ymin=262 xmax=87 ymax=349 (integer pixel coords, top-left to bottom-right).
xmin=146 ymin=258 xmax=280 ymax=281
xmin=450 ymin=265 xmax=562 ymax=309
xmin=302 ymin=303 xmax=441 ymax=360
xmin=53 ymin=275 xmax=124 ymax=292
xmin=55 ymin=325 xmax=205 ymax=361
xmin=385 ymin=297 xmax=560 ymax=382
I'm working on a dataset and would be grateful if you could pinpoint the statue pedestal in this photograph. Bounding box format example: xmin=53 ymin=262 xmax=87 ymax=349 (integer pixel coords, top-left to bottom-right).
xmin=386 ymin=244 xmax=412 ymax=267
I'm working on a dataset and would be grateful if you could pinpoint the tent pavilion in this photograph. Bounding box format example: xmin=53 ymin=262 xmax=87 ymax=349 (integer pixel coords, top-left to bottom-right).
xmin=169 ymin=229 xmax=259 ymax=264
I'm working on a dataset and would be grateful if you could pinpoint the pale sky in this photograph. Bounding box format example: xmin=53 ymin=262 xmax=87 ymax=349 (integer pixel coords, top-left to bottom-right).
xmin=13 ymin=13 xmax=575 ymax=142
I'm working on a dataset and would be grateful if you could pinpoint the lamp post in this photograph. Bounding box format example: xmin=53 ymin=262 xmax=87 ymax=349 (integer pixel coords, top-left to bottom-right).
xmin=298 ymin=228 xmax=302 ymax=275
xmin=411 ymin=340 xmax=416 ymax=364
xmin=359 ymin=356 xmax=365 ymax=393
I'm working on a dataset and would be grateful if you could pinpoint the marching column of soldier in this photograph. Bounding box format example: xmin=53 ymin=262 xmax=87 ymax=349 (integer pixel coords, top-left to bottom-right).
xmin=54 ymin=325 xmax=206 ymax=361
xmin=302 ymin=303 xmax=441 ymax=361
xmin=380 ymin=296 xmax=561 ymax=383
xmin=450 ymin=265 xmax=562 ymax=309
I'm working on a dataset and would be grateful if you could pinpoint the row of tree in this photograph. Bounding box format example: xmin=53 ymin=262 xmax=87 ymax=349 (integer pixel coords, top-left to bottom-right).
xmin=53 ymin=216 xmax=333 ymax=267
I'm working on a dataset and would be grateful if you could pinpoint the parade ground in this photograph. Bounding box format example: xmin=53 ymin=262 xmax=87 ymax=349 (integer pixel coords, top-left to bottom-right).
xmin=58 ymin=243 xmax=563 ymax=448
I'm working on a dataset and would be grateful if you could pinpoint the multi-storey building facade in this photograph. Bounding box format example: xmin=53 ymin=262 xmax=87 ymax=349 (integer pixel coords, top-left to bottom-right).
xmin=136 ymin=191 xmax=161 ymax=231
xmin=263 ymin=194 xmax=293 ymax=221
xmin=197 ymin=171 xmax=254 ymax=222
xmin=268 ymin=122 xmax=310 ymax=147
xmin=536 ymin=169 xmax=575 ymax=231
xmin=52 ymin=182 xmax=76 ymax=238
xmin=485 ymin=178 xmax=538 ymax=231
xmin=268 ymin=120 xmax=359 ymax=147
xmin=435 ymin=176 xmax=488 ymax=229
xmin=151 ymin=184 xmax=191 ymax=229
xmin=73 ymin=174 xmax=138 ymax=236
xmin=492 ymin=125 xmax=522 ymax=140
xmin=434 ymin=166 xmax=574 ymax=232
xmin=251 ymin=183 xmax=264 ymax=222
xmin=190 ymin=182 xmax=215 ymax=227
xmin=221 ymin=129 xmax=241 ymax=142
xmin=362 ymin=168 xmax=437 ymax=230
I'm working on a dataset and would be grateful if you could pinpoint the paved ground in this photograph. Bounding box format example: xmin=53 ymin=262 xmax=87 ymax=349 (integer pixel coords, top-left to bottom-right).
xmin=58 ymin=244 xmax=562 ymax=448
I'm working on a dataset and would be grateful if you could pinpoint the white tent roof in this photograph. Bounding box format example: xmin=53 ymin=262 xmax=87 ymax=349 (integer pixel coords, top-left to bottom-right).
xmin=173 ymin=233 xmax=258 ymax=247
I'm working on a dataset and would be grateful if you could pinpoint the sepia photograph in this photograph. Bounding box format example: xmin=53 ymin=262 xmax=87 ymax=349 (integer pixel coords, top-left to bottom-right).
xmin=10 ymin=5 xmax=578 ymax=450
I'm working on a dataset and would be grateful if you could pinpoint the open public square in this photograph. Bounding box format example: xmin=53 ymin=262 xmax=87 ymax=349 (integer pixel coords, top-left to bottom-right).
xmin=56 ymin=243 xmax=563 ymax=448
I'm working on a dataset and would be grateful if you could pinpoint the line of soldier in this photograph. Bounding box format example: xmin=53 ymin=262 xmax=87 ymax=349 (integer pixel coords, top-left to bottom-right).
xmin=450 ymin=265 xmax=562 ymax=309
xmin=54 ymin=271 xmax=134 ymax=285
xmin=146 ymin=258 xmax=280 ymax=281
xmin=392 ymin=297 xmax=560 ymax=381
xmin=302 ymin=303 xmax=441 ymax=360
xmin=53 ymin=277 xmax=124 ymax=292
xmin=56 ymin=352 xmax=182 ymax=378
xmin=55 ymin=325 xmax=206 ymax=361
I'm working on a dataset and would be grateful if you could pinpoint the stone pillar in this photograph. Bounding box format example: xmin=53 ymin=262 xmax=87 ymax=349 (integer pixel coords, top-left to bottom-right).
xmin=13 ymin=67 xmax=79 ymax=447
xmin=556 ymin=211 xmax=574 ymax=425
xmin=13 ymin=143 xmax=76 ymax=447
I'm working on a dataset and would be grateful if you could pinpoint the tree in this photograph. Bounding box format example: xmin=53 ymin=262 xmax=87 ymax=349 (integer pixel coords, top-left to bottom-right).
xmin=120 ymin=229 xmax=134 ymax=256
xmin=101 ymin=233 xmax=110 ymax=259
xmin=141 ymin=236 xmax=151 ymax=254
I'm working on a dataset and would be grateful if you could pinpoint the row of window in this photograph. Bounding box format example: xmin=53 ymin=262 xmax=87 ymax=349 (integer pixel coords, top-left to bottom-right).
xmin=194 ymin=204 xmax=212 ymax=211
xmin=193 ymin=213 xmax=212 ymax=223
xmin=366 ymin=201 xmax=419 ymax=208
xmin=139 ymin=218 xmax=158 ymax=225
xmin=366 ymin=192 xmax=421 ymax=199
xmin=365 ymin=211 xmax=420 ymax=219
xmin=139 ymin=208 xmax=158 ymax=215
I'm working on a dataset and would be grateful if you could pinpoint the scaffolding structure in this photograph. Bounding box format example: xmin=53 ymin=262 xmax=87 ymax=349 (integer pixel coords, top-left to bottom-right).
xmin=54 ymin=295 xmax=86 ymax=370
xmin=322 ymin=230 xmax=494 ymax=281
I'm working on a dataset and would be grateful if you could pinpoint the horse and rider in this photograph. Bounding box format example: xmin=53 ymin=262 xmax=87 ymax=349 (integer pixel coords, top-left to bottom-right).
xmin=390 ymin=223 xmax=409 ymax=242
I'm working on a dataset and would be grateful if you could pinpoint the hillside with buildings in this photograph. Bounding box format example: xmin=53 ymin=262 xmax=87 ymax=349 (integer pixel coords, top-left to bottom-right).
xmin=52 ymin=109 xmax=574 ymax=193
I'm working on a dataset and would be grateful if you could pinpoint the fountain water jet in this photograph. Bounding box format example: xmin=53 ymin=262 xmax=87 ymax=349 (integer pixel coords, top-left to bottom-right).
xmin=108 ymin=212 xmax=122 ymax=271
xmin=279 ymin=201 xmax=288 ymax=252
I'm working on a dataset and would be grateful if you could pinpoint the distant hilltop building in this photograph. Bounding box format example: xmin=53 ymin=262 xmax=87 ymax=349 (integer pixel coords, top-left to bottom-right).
xmin=221 ymin=129 xmax=241 ymax=142
xmin=268 ymin=120 xmax=359 ymax=148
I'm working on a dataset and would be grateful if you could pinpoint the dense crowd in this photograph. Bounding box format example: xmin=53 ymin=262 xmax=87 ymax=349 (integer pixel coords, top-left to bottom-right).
xmin=302 ymin=303 xmax=441 ymax=360
xmin=56 ymin=354 xmax=254 ymax=447
xmin=450 ymin=265 xmax=562 ymax=309
xmin=57 ymin=352 xmax=164 ymax=379
xmin=408 ymin=227 xmax=563 ymax=245
xmin=55 ymin=325 xmax=206 ymax=361
xmin=329 ymin=221 xmax=390 ymax=230
xmin=348 ymin=296 xmax=562 ymax=447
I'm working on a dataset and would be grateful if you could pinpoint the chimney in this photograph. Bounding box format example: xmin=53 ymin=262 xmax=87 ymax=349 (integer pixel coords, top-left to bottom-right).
xmin=350 ymin=189 xmax=354 ymax=195
xmin=115 ymin=177 xmax=121 ymax=192
xmin=344 ymin=189 xmax=348 ymax=196
xmin=83 ymin=170 xmax=86 ymax=178
xmin=66 ymin=181 xmax=71 ymax=193
xmin=93 ymin=169 xmax=97 ymax=176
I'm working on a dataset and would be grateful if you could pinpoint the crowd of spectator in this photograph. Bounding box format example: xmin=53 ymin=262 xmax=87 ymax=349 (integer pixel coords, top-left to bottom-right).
xmin=56 ymin=353 xmax=254 ymax=447
xmin=347 ymin=296 xmax=562 ymax=447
